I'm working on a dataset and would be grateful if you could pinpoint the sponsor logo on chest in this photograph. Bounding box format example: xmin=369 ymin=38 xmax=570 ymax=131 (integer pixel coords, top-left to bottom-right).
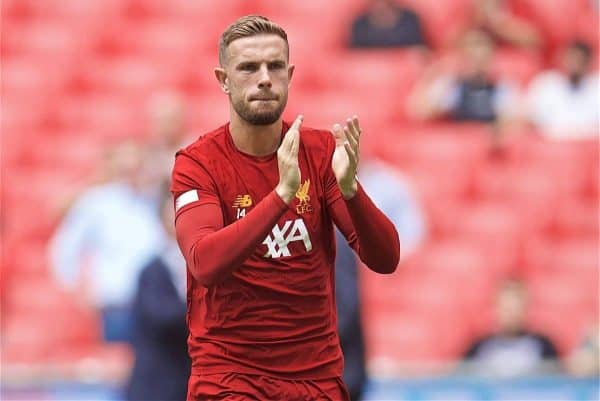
xmin=262 ymin=218 xmax=313 ymax=258
xmin=233 ymin=180 xmax=314 ymax=258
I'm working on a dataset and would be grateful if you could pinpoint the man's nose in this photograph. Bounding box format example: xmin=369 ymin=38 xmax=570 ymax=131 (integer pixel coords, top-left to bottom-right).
xmin=257 ymin=65 xmax=272 ymax=89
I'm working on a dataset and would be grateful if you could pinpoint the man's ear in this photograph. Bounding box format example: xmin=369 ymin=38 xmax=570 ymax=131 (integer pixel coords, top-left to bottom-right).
xmin=214 ymin=68 xmax=229 ymax=94
xmin=287 ymin=64 xmax=295 ymax=88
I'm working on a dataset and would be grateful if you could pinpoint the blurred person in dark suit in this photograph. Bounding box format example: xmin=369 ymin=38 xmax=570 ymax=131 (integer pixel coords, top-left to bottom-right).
xmin=335 ymin=229 xmax=366 ymax=401
xmin=463 ymin=280 xmax=559 ymax=377
xmin=126 ymin=185 xmax=190 ymax=401
xmin=408 ymin=29 xmax=518 ymax=125
xmin=349 ymin=0 xmax=427 ymax=48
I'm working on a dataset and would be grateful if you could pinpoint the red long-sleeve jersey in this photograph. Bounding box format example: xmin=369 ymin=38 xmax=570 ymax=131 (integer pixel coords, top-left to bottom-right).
xmin=171 ymin=121 xmax=400 ymax=380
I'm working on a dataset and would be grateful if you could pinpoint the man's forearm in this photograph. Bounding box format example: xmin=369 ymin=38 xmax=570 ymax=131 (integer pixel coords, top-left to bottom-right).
xmin=343 ymin=183 xmax=401 ymax=274
xmin=176 ymin=191 xmax=288 ymax=287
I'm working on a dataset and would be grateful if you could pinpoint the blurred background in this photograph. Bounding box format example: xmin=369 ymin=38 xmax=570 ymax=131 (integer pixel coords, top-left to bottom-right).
xmin=1 ymin=0 xmax=599 ymax=400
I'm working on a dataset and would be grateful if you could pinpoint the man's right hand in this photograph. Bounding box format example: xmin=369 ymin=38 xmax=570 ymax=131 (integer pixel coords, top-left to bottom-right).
xmin=275 ymin=115 xmax=303 ymax=204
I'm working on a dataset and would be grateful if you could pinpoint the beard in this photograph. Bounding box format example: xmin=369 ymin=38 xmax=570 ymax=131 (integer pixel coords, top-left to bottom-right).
xmin=232 ymin=92 xmax=288 ymax=125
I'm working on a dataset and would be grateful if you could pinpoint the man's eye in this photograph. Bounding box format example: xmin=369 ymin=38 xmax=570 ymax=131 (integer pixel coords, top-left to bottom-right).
xmin=269 ymin=63 xmax=285 ymax=70
xmin=240 ymin=64 xmax=257 ymax=71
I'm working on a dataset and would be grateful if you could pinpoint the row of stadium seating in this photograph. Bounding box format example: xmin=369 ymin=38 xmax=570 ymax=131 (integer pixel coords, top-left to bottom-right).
xmin=2 ymin=0 xmax=598 ymax=373
xmin=2 ymin=134 xmax=597 ymax=367
xmin=3 ymin=0 xmax=597 ymax=51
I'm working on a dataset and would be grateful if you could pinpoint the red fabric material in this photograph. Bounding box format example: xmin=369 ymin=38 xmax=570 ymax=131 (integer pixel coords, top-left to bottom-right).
xmin=171 ymin=121 xmax=399 ymax=380
xmin=174 ymin=190 xmax=288 ymax=286
xmin=186 ymin=372 xmax=350 ymax=401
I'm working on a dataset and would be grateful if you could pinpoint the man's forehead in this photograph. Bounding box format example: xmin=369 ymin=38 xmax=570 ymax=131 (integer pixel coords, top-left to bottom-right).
xmin=227 ymin=34 xmax=288 ymax=63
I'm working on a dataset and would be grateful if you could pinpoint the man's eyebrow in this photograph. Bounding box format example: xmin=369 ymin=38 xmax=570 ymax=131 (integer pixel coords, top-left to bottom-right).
xmin=235 ymin=61 xmax=258 ymax=68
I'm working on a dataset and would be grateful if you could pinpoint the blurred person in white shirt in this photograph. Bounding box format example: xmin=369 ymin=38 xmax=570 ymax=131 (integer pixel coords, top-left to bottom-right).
xmin=49 ymin=141 xmax=164 ymax=342
xmin=526 ymin=40 xmax=599 ymax=139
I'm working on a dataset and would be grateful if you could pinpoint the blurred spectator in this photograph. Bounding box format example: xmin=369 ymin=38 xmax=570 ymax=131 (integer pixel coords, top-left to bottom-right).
xmin=126 ymin=184 xmax=190 ymax=401
xmin=146 ymin=91 xmax=189 ymax=182
xmin=467 ymin=0 xmax=542 ymax=49
xmin=567 ymin=323 xmax=600 ymax=377
xmin=336 ymin=161 xmax=425 ymax=401
xmin=349 ymin=0 xmax=427 ymax=48
xmin=526 ymin=40 xmax=599 ymax=139
xmin=408 ymin=30 xmax=518 ymax=125
xmin=335 ymin=230 xmax=366 ymax=401
xmin=463 ymin=280 xmax=560 ymax=377
xmin=49 ymin=141 xmax=164 ymax=342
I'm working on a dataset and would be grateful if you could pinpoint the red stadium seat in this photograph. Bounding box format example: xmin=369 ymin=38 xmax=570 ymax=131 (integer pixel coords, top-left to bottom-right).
xmin=491 ymin=49 xmax=543 ymax=86
xmin=266 ymin=14 xmax=348 ymax=53
xmin=6 ymin=241 xmax=52 ymax=279
xmin=408 ymin=240 xmax=491 ymax=281
xmin=54 ymin=94 xmax=147 ymax=137
xmin=526 ymin=271 xmax=596 ymax=355
xmin=186 ymin=92 xmax=231 ymax=133
xmin=380 ymin=127 xmax=489 ymax=226
xmin=446 ymin=202 xmax=523 ymax=278
xmin=2 ymin=0 xmax=35 ymax=21
xmin=116 ymin=20 xmax=204 ymax=59
xmin=528 ymin=272 xmax=597 ymax=317
xmin=327 ymin=50 xmax=427 ymax=119
xmin=29 ymin=0 xmax=124 ymax=18
xmin=285 ymin=90 xmax=396 ymax=134
xmin=2 ymin=58 xmax=71 ymax=98
xmin=255 ymin=0 xmax=358 ymax=20
xmin=382 ymin=124 xmax=490 ymax=169
xmin=574 ymin=11 xmax=600 ymax=55
xmin=516 ymin=0 xmax=597 ymax=54
xmin=360 ymin=265 xmax=407 ymax=304
xmin=254 ymin=0 xmax=356 ymax=48
xmin=2 ymin=315 xmax=55 ymax=363
xmin=551 ymin=199 xmax=599 ymax=239
xmin=471 ymin=160 xmax=582 ymax=231
xmin=4 ymin=21 xmax=91 ymax=60
xmin=515 ymin=135 xmax=597 ymax=170
xmin=366 ymin=312 xmax=468 ymax=365
xmin=124 ymin=0 xmax=243 ymax=23
xmin=1 ymin=97 xmax=50 ymax=133
xmin=523 ymin=237 xmax=599 ymax=283
xmin=526 ymin=309 xmax=586 ymax=356
xmin=82 ymin=57 xmax=180 ymax=98
xmin=402 ymin=0 xmax=471 ymax=48
xmin=551 ymin=239 xmax=600 ymax=276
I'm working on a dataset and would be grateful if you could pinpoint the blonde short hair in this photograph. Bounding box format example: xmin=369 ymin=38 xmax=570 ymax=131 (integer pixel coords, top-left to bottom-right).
xmin=219 ymin=15 xmax=288 ymax=66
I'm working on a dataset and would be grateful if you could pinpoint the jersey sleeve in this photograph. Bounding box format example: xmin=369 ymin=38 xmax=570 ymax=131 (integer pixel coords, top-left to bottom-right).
xmin=171 ymin=151 xmax=221 ymax=221
xmin=322 ymin=132 xmax=400 ymax=274
xmin=171 ymin=148 xmax=290 ymax=287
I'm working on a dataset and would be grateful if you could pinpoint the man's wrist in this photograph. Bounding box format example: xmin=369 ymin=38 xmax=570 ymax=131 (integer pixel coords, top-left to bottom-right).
xmin=339 ymin=179 xmax=358 ymax=200
xmin=275 ymin=184 xmax=296 ymax=204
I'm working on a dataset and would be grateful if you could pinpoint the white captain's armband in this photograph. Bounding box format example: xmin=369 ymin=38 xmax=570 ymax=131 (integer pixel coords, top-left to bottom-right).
xmin=175 ymin=190 xmax=199 ymax=211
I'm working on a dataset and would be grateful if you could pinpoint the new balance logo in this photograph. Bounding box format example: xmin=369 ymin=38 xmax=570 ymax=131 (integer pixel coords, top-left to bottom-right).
xmin=233 ymin=194 xmax=253 ymax=208
xmin=262 ymin=218 xmax=313 ymax=258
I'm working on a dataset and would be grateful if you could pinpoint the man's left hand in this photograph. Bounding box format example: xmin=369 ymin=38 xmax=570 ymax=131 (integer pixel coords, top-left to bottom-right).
xmin=331 ymin=115 xmax=361 ymax=199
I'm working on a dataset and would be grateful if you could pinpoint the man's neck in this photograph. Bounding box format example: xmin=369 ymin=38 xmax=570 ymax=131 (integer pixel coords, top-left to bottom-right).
xmin=229 ymin=112 xmax=283 ymax=157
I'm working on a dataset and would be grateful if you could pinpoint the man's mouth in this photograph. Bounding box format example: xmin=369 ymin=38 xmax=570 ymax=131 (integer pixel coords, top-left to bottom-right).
xmin=251 ymin=95 xmax=278 ymax=101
